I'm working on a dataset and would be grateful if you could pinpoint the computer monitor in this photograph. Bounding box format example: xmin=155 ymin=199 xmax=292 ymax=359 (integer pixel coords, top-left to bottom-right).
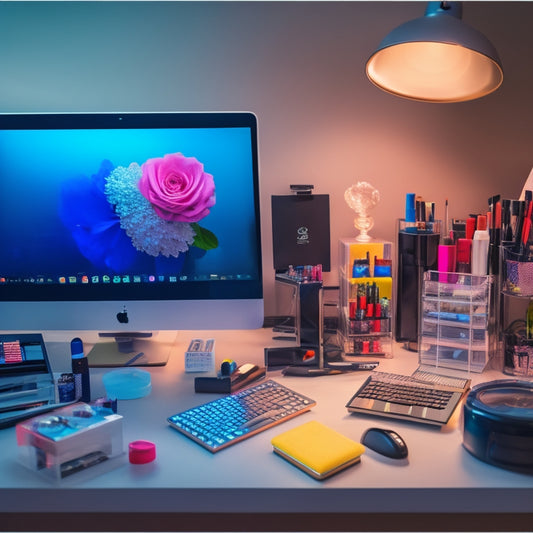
xmin=0 ymin=112 xmax=263 ymax=365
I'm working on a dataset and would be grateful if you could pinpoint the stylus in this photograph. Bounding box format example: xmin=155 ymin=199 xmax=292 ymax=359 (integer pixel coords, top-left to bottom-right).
xmin=327 ymin=361 xmax=380 ymax=371
xmin=124 ymin=352 xmax=145 ymax=366
xmin=282 ymin=367 xmax=343 ymax=377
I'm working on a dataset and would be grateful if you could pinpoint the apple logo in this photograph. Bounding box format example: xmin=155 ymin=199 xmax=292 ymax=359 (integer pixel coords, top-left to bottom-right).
xmin=116 ymin=306 xmax=129 ymax=324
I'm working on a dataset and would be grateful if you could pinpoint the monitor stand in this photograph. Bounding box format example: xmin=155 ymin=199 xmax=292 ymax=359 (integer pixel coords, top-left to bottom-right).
xmin=87 ymin=331 xmax=177 ymax=367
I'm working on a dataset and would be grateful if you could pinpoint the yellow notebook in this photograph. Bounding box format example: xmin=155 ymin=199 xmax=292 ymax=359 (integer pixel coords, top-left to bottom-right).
xmin=271 ymin=420 xmax=365 ymax=480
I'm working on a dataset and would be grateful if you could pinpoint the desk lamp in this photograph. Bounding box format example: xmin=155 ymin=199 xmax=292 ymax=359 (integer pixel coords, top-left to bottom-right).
xmin=366 ymin=1 xmax=503 ymax=103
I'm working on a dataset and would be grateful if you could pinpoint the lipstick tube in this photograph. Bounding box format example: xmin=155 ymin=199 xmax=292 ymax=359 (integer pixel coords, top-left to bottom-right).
xmin=357 ymin=284 xmax=367 ymax=312
xmin=456 ymin=238 xmax=472 ymax=273
xmin=366 ymin=283 xmax=374 ymax=318
xmin=438 ymin=238 xmax=457 ymax=283
xmin=372 ymin=284 xmax=381 ymax=333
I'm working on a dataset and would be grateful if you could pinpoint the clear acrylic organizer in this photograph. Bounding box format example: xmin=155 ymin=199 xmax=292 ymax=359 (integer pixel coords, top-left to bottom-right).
xmin=419 ymin=271 xmax=495 ymax=373
xmin=338 ymin=238 xmax=393 ymax=358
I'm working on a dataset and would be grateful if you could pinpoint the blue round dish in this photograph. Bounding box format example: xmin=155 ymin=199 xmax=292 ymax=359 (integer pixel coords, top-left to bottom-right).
xmin=102 ymin=368 xmax=152 ymax=400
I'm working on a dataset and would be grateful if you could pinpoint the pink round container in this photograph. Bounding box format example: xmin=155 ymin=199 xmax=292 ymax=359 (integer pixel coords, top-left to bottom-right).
xmin=129 ymin=440 xmax=156 ymax=464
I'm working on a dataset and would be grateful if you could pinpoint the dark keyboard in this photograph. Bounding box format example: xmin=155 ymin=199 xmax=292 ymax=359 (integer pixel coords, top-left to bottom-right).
xmin=357 ymin=380 xmax=453 ymax=409
xmin=167 ymin=380 xmax=316 ymax=452
xmin=346 ymin=371 xmax=470 ymax=426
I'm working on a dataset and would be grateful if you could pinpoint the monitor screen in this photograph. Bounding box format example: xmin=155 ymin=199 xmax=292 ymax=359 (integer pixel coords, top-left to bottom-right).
xmin=0 ymin=112 xmax=263 ymax=361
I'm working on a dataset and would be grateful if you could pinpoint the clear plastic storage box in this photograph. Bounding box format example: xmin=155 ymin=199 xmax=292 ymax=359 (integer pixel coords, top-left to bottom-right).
xmin=338 ymin=238 xmax=393 ymax=358
xmin=419 ymin=271 xmax=495 ymax=373
xmin=16 ymin=402 xmax=124 ymax=481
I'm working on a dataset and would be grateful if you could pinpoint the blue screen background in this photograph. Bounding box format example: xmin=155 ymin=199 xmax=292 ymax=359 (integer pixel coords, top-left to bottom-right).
xmin=0 ymin=127 xmax=259 ymax=282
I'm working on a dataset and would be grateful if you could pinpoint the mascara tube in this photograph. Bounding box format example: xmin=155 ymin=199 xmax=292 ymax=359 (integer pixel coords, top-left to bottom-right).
xmin=501 ymin=199 xmax=513 ymax=243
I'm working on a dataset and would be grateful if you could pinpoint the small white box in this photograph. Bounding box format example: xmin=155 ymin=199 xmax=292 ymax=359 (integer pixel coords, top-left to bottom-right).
xmin=16 ymin=403 xmax=124 ymax=482
xmin=185 ymin=338 xmax=215 ymax=373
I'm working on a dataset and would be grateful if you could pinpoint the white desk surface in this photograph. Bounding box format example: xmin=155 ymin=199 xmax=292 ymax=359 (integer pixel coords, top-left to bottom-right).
xmin=0 ymin=328 xmax=532 ymax=531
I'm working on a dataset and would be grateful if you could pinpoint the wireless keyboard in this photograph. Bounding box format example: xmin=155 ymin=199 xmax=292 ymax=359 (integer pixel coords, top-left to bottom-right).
xmin=346 ymin=371 xmax=471 ymax=426
xmin=167 ymin=379 xmax=316 ymax=452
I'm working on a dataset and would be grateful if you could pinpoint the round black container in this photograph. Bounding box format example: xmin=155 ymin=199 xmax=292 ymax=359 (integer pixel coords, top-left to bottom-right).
xmin=462 ymin=379 xmax=533 ymax=473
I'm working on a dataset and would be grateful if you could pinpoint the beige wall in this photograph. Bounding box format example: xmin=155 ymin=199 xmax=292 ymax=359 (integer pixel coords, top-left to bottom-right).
xmin=2 ymin=1 xmax=532 ymax=316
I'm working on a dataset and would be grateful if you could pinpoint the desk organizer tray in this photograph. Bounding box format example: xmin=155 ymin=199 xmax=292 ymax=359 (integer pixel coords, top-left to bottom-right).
xmin=0 ymin=333 xmax=75 ymax=428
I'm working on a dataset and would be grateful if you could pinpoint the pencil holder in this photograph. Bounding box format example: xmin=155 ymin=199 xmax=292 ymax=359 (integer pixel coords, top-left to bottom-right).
xmin=502 ymin=245 xmax=533 ymax=296
xmin=503 ymin=331 xmax=533 ymax=377
xmin=396 ymin=219 xmax=441 ymax=350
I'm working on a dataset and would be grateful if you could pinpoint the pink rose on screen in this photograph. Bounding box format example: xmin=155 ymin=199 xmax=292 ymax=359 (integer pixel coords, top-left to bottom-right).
xmin=138 ymin=153 xmax=215 ymax=222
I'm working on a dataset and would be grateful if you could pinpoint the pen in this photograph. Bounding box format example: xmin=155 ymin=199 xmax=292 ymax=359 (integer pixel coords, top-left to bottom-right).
xmin=518 ymin=191 xmax=533 ymax=258
xmin=444 ymin=198 xmax=449 ymax=237
xmin=124 ymin=352 xmax=145 ymax=366
xmin=282 ymin=364 xmax=378 ymax=377
xmin=327 ymin=361 xmax=380 ymax=371
xmin=487 ymin=196 xmax=501 ymax=276
xmin=514 ymin=191 xmax=530 ymax=253
xmin=282 ymin=367 xmax=343 ymax=377
xmin=511 ymin=199 xmax=523 ymax=241
xmin=494 ymin=195 xmax=502 ymax=246
xmin=501 ymin=199 xmax=513 ymax=242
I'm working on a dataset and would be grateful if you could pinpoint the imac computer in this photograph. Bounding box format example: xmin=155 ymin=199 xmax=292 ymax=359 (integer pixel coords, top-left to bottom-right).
xmin=0 ymin=112 xmax=263 ymax=365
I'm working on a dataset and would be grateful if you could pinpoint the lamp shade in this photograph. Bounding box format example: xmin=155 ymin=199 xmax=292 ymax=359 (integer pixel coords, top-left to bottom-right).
xmin=366 ymin=2 xmax=503 ymax=103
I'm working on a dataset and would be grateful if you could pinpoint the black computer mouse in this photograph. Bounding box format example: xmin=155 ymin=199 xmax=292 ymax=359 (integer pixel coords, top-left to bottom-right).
xmin=361 ymin=427 xmax=408 ymax=459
